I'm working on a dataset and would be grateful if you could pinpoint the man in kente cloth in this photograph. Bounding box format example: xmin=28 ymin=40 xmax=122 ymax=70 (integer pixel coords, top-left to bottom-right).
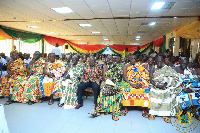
xmin=41 ymin=53 xmax=66 ymax=105
xmin=75 ymin=55 xmax=103 ymax=109
xmin=3 ymin=51 xmax=27 ymax=105
xmin=175 ymin=57 xmax=200 ymax=115
xmin=121 ymin=54 xmax=150 ymax=114
xmin=26 ymin=51 xmax=46 ymax=105
xmin=91 ymin=55 xmax=124 ymax=120
xmin=148 ymin=56 xmax=183 ymax=123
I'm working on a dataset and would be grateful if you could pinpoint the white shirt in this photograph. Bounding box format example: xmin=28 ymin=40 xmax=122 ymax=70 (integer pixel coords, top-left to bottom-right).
xmin=51 ymin=47 xmax=61 ymax=58
xmin=0 ymin=57 xmax=7 ymax=65
xmin=24 ymin=58 xmax=32 ymax=64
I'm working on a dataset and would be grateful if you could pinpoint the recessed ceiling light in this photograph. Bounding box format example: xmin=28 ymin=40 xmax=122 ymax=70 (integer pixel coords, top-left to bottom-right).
xmin=151 ymin=2 xmax=165 ymax=9
xmin=149 ymin=22 xmax=156 ymax=26
xmin=91 ymin=31 xmax=100 ymax=34
xmin=79 ymin=24 xmax=92 ymax=27
xmin=77 ymin=39 xmax=81 ymax=40
xmin=104 ymin=39 xmax=108 ymax=40
xmin=136 ymin=39 xmax=140 ymax=41
xmin=50 ymin=32 xmax=56 ymax=34
xmin=27 ymin=26 xmax=39 ymax=28
xmin=136 ymin=36 xmax=140 ymax=39
xmin=51 ymin=7 xmax=73 ymax=14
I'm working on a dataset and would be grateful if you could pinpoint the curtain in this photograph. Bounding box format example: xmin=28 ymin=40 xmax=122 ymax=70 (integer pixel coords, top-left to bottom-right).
xmin=0 ymin=29 xmax=12 ymax=40
xmin=0 ymin=26 xmax=43 ymax=43
xmin=43 ymin=35 xmax=67 ymax=46
xmin=162 ymin=35 xmax=166 ymax=53
xmin=176 ymin=20 xmax=200 ymax=39
xmin=67 ymin=41 xmax=107 ymax=54
xmin=153 ymin=36 xmax=164 ymax=47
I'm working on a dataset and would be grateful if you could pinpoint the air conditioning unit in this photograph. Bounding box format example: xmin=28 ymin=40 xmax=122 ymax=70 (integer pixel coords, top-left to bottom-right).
xmin=78 ymin=42 xmax=88 ymax=45
xmin=130 ymin=43 xmax=141 ymax=45
xmin=113 ymin=42 xmax=124 ymax=45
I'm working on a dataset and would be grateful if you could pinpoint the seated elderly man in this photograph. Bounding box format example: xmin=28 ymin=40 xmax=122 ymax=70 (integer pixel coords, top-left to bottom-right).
xmin=75 ymin=55 xmax=103 ymax=109
xmin=2 ymin=51 xmax=27 ymax=104
xmin=121 ymin=54 xmax=150 ymax=114
xmin=58 ymin=55 xmax=83 ymax=108
xmin=91 ymin=55 xmax=123 ymax=120
xmin=148 ymin=56 xmax=183 ymax=123
xmin=175 ymin=58 xmax=200 ymax=119
xmin=41 ymin=53 xmax=66 ymax=105
xmin=26 ymin=51 xmax=46 ymax=105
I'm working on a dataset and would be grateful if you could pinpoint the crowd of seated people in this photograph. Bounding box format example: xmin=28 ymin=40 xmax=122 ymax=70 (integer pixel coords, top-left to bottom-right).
xmin=0 ymin=50 xmax=199 ymax=122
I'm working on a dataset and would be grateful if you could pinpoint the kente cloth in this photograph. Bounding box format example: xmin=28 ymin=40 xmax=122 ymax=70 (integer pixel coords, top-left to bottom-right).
xmin=179 ymin=70 xmax=200 ymax=91
xmin=81 ymin=63 xmax=102 ymax=83
xmin=11 ymin=58 xmax=28 ymax=103
xmin=171 ymin=62 xmax=180 ymax=68
xmin=0 ymin=59 xmax=26 ymax=97
xmin=121 ymin=62 xmax=150 ymax=108
xmin=58 ymin=63 xmax=83 ymax=109
xmin=40 ymin=60 xmax=66 ymax=97
xmin=177 ymin=91 xmax=200 ymax=109
xmin=177 ymin=72 xmax=200 ymax=109
xmin=94 ymin=63 xmax=123 ymax=116
xmin=149 ymin=65 xmax=183 ymax=116
xmin=26 ymin=57 xmax=45 ymax=102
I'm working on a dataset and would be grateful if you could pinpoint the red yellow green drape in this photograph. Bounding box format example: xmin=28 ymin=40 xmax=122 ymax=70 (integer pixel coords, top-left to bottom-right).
xmin=0 ymin=26 xmax=43 ymax=43
xmin=44 ymin=35 xmax=67 ymax=46
xmin=0 ymin=29 xmax=12 ymax=40
xmin=0 ymin=25 xmax=165 ymax=55
xmin=67 ymin=41 xmax=107 ymax=54
xmin=153 ymin=36 xmax=164 ymax=47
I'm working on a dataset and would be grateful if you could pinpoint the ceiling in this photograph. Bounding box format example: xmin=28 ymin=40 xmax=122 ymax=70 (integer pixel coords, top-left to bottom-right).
xmin=0 ymin=0 xmax=199 ymax=45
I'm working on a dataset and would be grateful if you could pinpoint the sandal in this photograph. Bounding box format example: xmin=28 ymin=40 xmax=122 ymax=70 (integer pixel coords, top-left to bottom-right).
xmin=91 ymin=111 xmax=100 ymax=117
xmin=148 ymin=115 xmax=155 ymax=120
xmin=163 ymin=117 xmax=171 ymax=123
xmin=142 ymin=111 xmax=148 ymax=118
xmin=39 ymin=100 xmax=44 ymax=103
xmin=28 ymin=101 xmax=33 ymax=105
xmin=58 ymin=103 xmax=64 ymax=107
xmin=112 ymin=115 xmax=119 ymax=121
xmin=4 ymin=101 xmax=12 ymax=105
xmin=48 ymin=100 xmax=54 ymax=105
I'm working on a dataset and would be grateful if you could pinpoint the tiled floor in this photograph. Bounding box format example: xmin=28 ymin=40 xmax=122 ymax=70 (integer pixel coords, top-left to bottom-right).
xmin=0 ymin=97 xmax=199 ymax=133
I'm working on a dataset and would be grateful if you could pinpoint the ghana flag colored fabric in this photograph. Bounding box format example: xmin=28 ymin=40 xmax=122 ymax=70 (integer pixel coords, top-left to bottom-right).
xmin=121 ymin=62 xmax=150 ymax=108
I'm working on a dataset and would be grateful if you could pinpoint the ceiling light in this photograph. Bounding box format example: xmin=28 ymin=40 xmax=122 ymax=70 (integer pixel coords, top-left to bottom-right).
xmin=149 ymin=22 xmax=156 ymax=26
xmin=79 ymin=24 xmax=92 ymax=27
xmin=151 ymin=2 xmax=165 ymax=9
xmin=91 ymin=31 xmax=100 ymax=34
xmin=51 ymin=7 xmax=73 ymax=14
xmin=104 ymin=39 xmax=108 ymax=40
xmin=136 ymin=39 xmax=140 ymax=41
xmin=50 ymin=32 xmax=56 ymax=34
xmin=136 ymin=36 xmax=140 ymax=39
xmin=77 ymin=39 xmax=81 ymax=40
xmin=27 ymin=26 xmax=39 ymax=28
xmin=174 ymin=17 xmax=177 ymax=19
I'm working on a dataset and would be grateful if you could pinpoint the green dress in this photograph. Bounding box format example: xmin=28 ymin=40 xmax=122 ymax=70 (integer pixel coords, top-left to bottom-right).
xmin=58 ymin=63 xmax=83 ymax=109
xmin=93 ymin=63 xmax=124 ymax=119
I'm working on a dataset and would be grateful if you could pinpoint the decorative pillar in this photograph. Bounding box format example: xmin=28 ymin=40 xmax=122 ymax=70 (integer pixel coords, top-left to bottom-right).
xmin=174 ymin=34 xmax=180 ymax=56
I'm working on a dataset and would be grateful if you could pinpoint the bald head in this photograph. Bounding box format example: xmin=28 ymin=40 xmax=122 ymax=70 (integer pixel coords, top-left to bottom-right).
xmin=89 ymin=55 xmax=96 ymax=66
xmin=156 ymin=56 xmax=164 ymax=68
xmin=48 ymin=53 xmax=55 ymax=63
xmin=11 ymin=51 xmax=19 ymax=61
xmin=33 ymin=51 xmax=41 ymax=60
xmin=180 ymin=57 xmax=188 ymax=70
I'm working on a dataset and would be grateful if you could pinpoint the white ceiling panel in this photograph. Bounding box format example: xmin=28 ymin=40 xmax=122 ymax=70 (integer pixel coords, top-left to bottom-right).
xmin=172 ymin=1 xmax=198 ymax=9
